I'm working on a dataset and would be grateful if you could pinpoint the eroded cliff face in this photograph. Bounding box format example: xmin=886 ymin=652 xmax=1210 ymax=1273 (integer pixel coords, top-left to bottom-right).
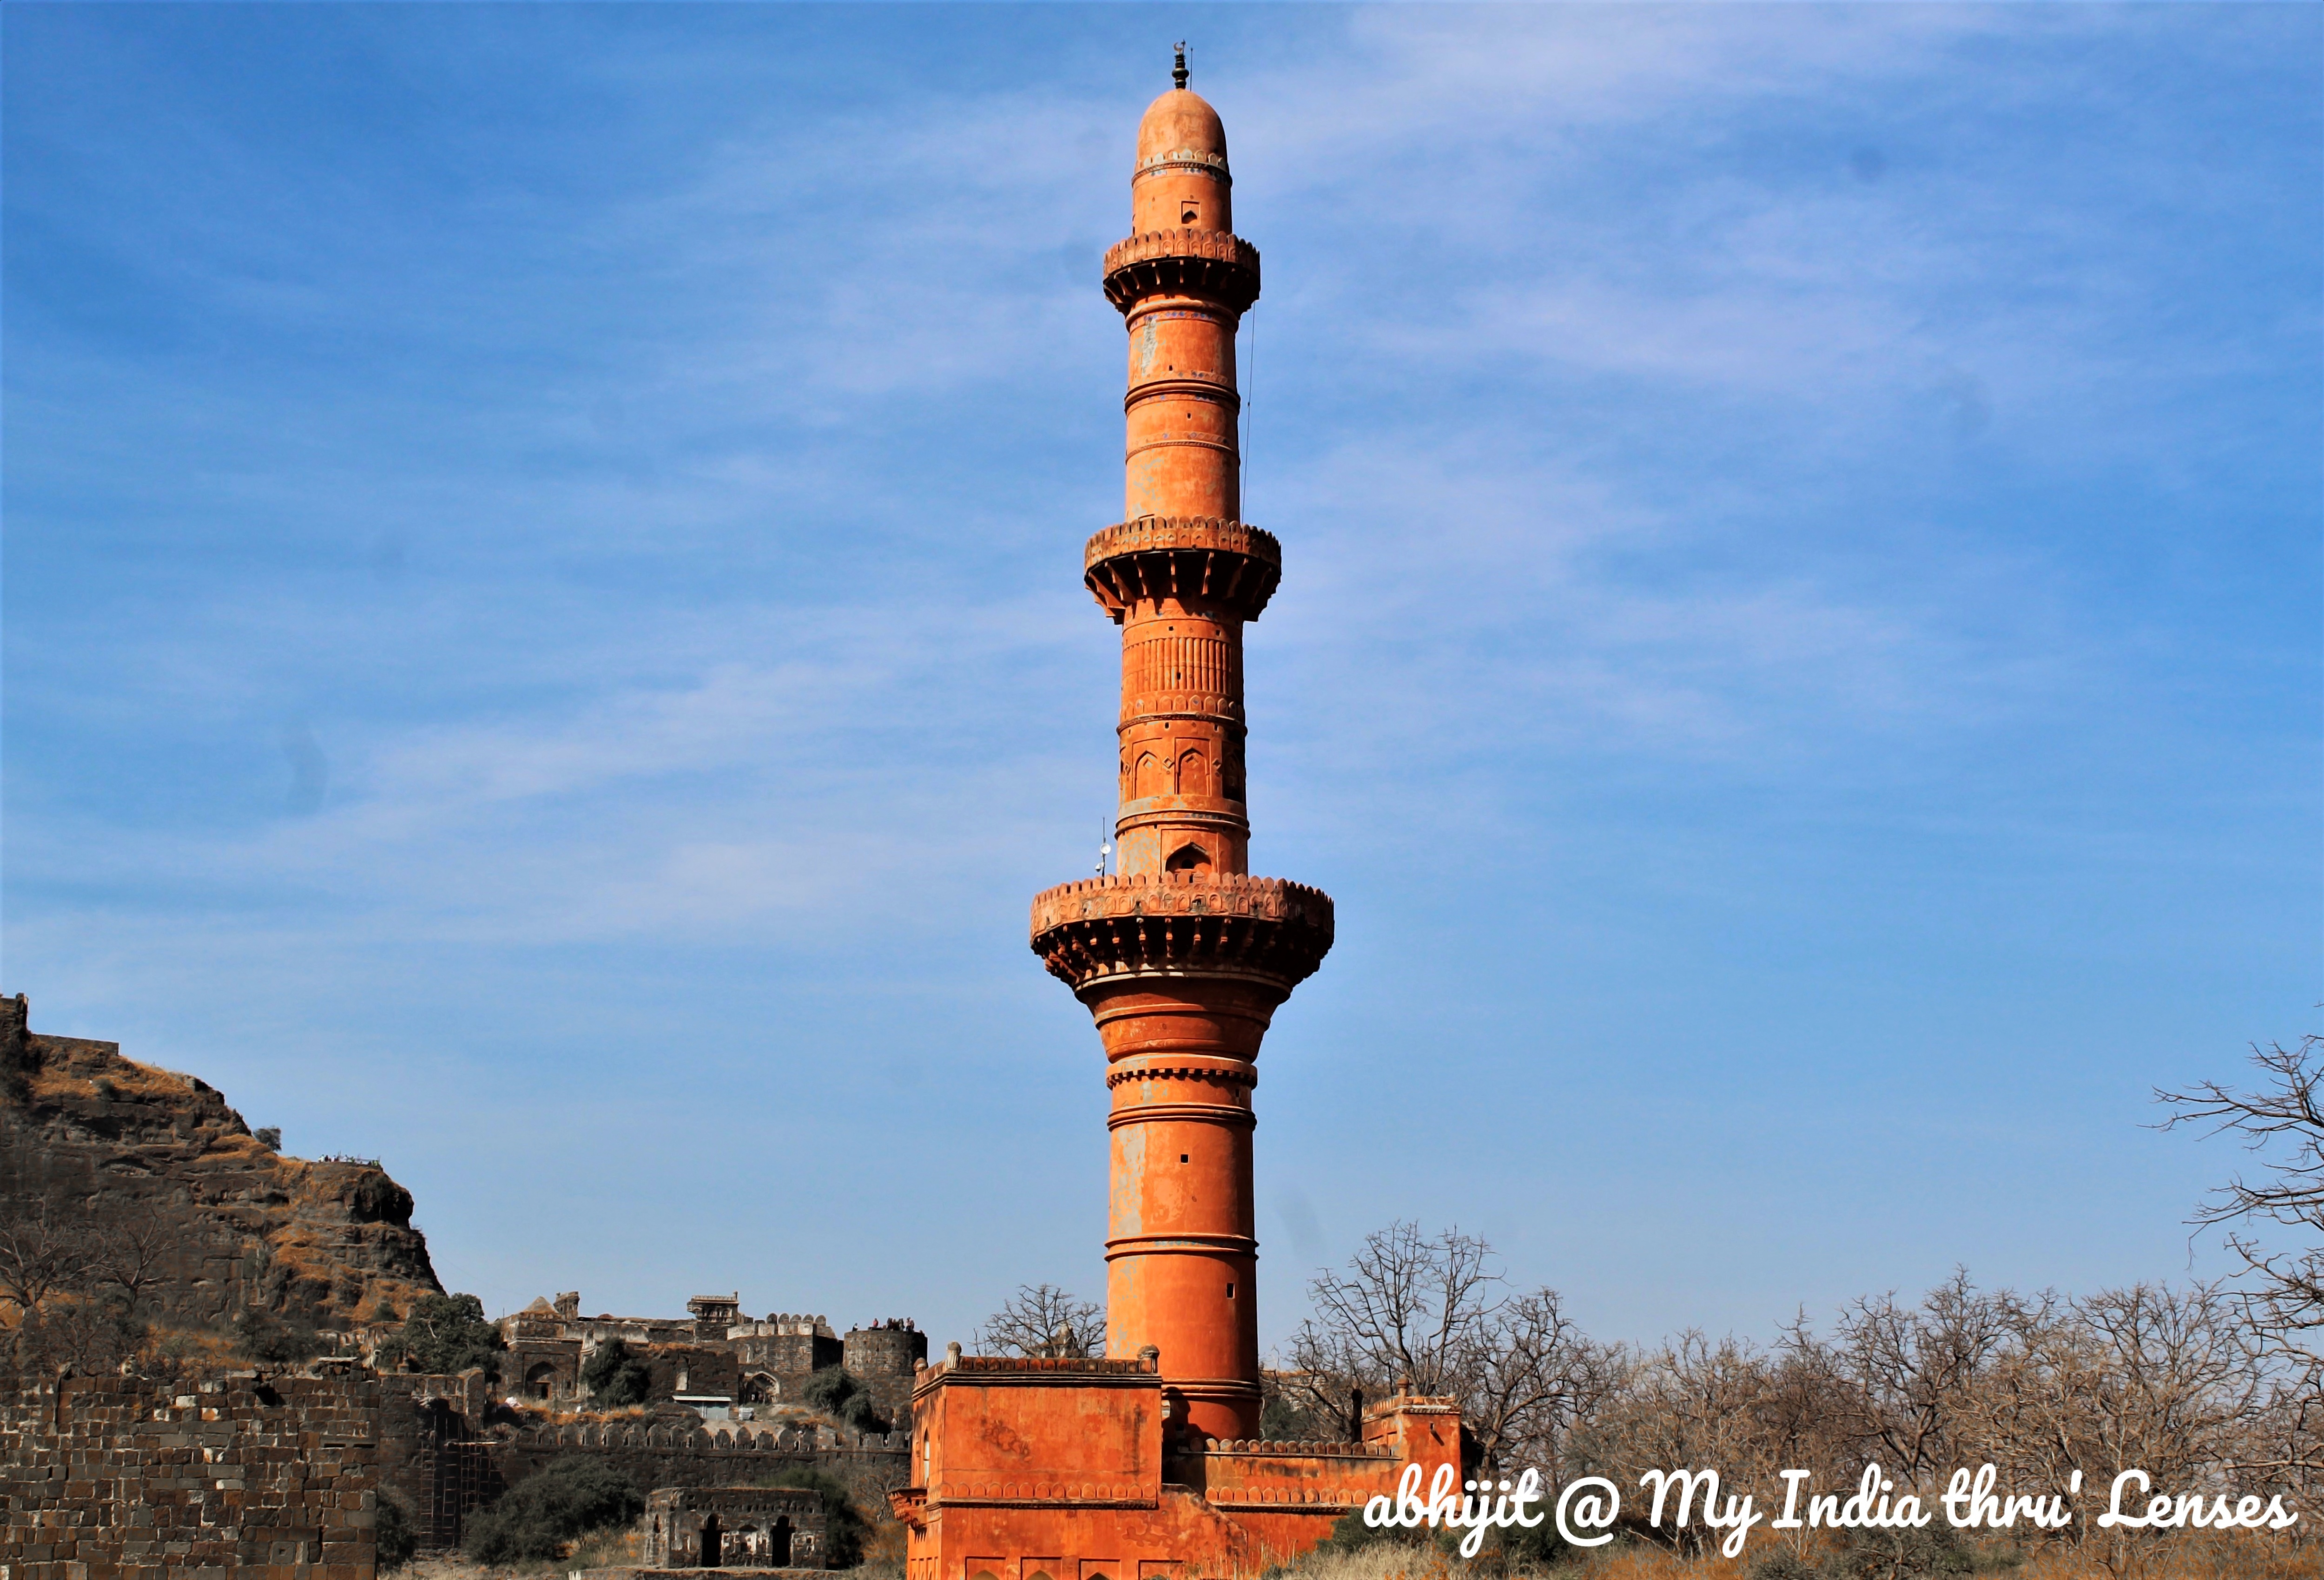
xmin=0 ymin=994 xmax=442 ymax=1330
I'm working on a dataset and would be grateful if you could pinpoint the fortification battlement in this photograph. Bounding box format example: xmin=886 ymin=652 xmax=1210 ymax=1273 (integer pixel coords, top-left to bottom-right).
xmin=1031 ymin=871 xmax=1332 ymax=926
xmin=843 ymin=1324 xmax=926 ymax=1375
xmin=945 ymin=1355 xmax=1159 ymax=1375
xmin=1199 ymin=1438 xmax=1396 ymax=1459
xmin=518 ymin=1421 xmax=909 ymax=1455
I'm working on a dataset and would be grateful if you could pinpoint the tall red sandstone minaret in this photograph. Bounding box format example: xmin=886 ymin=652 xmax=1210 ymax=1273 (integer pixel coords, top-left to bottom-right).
xmin=1030 ymin=49 xmax=1332 ymax=1444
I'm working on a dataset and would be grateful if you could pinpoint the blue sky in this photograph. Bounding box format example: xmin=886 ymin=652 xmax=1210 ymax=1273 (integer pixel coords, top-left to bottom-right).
xmin=5 ymin=4 xmax=2317 ymax=1356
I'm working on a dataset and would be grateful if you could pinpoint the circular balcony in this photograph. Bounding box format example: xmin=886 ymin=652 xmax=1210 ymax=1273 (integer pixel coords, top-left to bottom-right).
xmin=1030 ymin=872 xmax=1334 ymax=994
xmin=1084 ymin=516 xmax=1281 ymax=624
xmin=1103 ymin=229 xmax=1261 ymax=315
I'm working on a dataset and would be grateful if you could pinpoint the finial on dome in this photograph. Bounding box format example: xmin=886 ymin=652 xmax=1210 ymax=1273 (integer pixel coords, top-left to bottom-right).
xmin=1172 ymin=42 xmax=1189 ymax=92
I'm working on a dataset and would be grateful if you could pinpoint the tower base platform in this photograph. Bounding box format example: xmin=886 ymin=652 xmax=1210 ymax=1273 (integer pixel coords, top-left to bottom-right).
xmin=893 ymin=1356 xmax=1460 ymax=1580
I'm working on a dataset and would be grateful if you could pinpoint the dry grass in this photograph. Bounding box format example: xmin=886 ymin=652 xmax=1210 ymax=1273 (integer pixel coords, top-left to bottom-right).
xmin=27 ymin=1047 xmax=195 ymax=1103
xmin=387 ymin=1520 xmax=647 ymax=1578
xmin=565 ymin=1522 xmax=647 ymax=1570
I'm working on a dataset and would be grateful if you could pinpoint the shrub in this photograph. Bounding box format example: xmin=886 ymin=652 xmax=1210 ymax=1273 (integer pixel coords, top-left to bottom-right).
xmin=378 ymin=1291 xmax=504 ymax=1377
xmin=1494 ymin=1508 xmax=1577 ymax=1571
xmin=759 ymin=1466 xmax=869 ymax=1567
xmin=1308 ymin=1506 xmax=1426 ymax=1557
xmin=253 ymin=1126 xmax=281 ymax=1150
xmin=1746 ymin=1529 xmax=2024 ymax=1580
xmin=581 ymin=1337 xmax=654 ymax=1407
xmin=802 ymin=1363 xmax=888 ymax=1434
xmin=234 ymin=1307 xmax=322 ymax=1365
xmin=375 ymin=1493 xmax=417 ymax=1571
xmin=462 ymin=1454 xmax=643 ymax=1563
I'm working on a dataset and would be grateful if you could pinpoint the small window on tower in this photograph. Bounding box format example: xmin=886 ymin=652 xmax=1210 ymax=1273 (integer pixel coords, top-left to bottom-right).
xmin=1227 ymin=1284 xmax=1236 ymax=1298
xmin=1181 ymin=200 xmax=1200 ymax=224
xmin=1180 ymin=1154 xmax=1189 ymax=1163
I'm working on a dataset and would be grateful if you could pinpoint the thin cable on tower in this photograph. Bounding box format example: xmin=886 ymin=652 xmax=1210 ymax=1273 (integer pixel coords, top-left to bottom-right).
xmin=1241 ymin=307 xmax=1254 ymax=511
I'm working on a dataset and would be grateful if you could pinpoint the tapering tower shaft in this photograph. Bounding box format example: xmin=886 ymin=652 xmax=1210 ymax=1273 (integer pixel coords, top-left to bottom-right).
xmin=1033 ymin=70 xmax=1328 ymax=1446
xmin=1106 ymin=87 xmax=1261 ymax=882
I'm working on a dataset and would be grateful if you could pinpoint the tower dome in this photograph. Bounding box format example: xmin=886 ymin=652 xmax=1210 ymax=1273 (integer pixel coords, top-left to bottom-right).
xmin=1135 ymin=88 xmax=1228 ymax=175
xmin=1131 ymin=86 xmax=1233 ymax=236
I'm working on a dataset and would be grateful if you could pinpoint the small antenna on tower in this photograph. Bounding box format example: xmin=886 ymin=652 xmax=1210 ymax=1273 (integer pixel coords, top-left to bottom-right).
xmin=1097 ymin=820 xmax=1114 ymax=878
xmin=1173 ymin=43 xmax=1189 ymax=92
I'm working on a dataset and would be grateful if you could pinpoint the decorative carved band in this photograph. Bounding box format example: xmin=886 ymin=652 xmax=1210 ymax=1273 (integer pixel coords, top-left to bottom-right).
xmin=1103 ymin=229 xmax=1261 ymax=314
xmin=934 ymin=1492 xmax=1157 ymax=1511
xmin=1126 ymin=376 xmax=1240 ymax=412
xmin=1029 ymin=872 xmax=1334 ymax=993
xmin=1163 ymin=1376 xmax=1265 ymax=1403
xmin=1124 ymin=632 xmax=1240 ymax=702
xmin=1203 ymin=1495 xmax=1364 ymax=1514
xmin=1200 ymin=1440 xmax=1398 ymax=1460
xmin=1134 ymin=151 xmax=1232 ymax=182
xmin=1123 ymin=434 xmax=1238 ymax=460
xmin=1105 ymin=1056 xmax=1258 ymax=1089
xmin=1112 ymin=808 xmax=1249 ymax=836
xmin=1106 ymin=1100 xmax=1254 ymax=1131
xmin=1105 ymin=1231 xmax=1258 ymax=1257
xmin=1085 ymin=516 xmax=1282 ymax=623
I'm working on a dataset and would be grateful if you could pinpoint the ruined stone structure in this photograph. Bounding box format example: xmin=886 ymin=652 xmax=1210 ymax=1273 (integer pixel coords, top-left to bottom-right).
xmin=644 ymin=1486 xmax=828 ymax=1569
xmin=501 ymin=1295 xmax=923 ymax=1420
xmin=0 ymin=1369 xmax=381 ymax=1579
xmin=374 ymin=1367 xmax=911 ymax=1553
xmin=0 ymin=995 xmax=441 ymax=1334
xmin=374 ymin=1371 xmax=502 ymax=1552
xmin=0 ymin=1359 xmax=911 ymax=1565
xmin=896 ymin=56 xmax=1463 ymax=1580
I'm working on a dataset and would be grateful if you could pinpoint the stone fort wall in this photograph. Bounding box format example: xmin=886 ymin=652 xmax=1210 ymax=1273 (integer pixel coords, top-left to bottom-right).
xmin=0 ymin=1369 xmax=379 ymax=1580
xmin=495 ymin=1421 xmax=912 ymax=1522
xmin=841 ymin=1326 xmax=926 ymax=1422
xmin=376 ymin=1371 xmax=912 ymax=1552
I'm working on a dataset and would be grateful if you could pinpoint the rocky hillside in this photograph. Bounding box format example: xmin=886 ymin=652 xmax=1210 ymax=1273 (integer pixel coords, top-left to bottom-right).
xmin=0 ymin=994 xmax=442 ymax=1332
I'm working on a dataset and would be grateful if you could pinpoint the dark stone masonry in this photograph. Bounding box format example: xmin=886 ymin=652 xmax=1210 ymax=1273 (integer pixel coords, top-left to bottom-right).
xmin=0 ymin=1369 xmax=381 ymax=1580
xmin=643 ymin=1486 xmax=828 ymax=1568
xmin=0 ymin=1365 xmax=914 ymax=1576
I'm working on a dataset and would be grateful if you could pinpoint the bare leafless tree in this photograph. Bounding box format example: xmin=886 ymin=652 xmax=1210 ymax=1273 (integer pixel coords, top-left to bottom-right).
xmin=90 ymin=1218 xmax=174 ymax=1309
xmin=1284 ymin=1221 xmax=1493 ymax=1427
xmin=0 ymin=1202 xmax=96 ymax=1317
xmin=977 ymin=1283 xmax=1106 ymax=1358
xmin=1820 ymin=1269 xmax=2032 ymax=1484
xmin=2158 ymin=1034 xmax=2324 ymax=1368
xmin=1283 ymin=1222 xmax=1607 ymax=1469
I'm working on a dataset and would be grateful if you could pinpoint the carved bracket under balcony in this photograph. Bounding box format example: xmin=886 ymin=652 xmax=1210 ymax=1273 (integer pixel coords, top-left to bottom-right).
xmin=1085 ymin=517 xmax=1282 ymax=624
xmin=1103 ymin=230 xmax=1262 ymax=315
xmin=1030 ymin=873 xmax=1334 ymax=994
